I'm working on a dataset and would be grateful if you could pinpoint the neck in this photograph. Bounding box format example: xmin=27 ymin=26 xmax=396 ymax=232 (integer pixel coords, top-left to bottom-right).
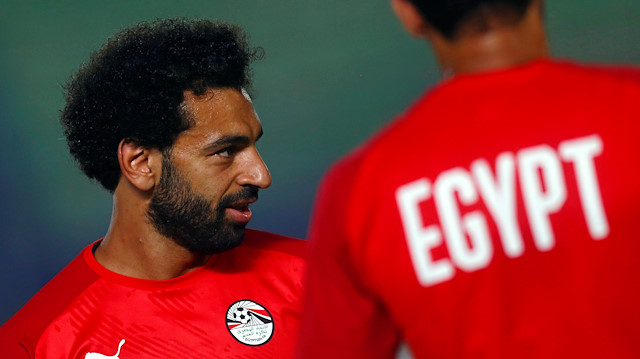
xmin=429 ymin=3 xmax=548 ymax=78
xmin=95 ymin=183 xmax=210 ymax=280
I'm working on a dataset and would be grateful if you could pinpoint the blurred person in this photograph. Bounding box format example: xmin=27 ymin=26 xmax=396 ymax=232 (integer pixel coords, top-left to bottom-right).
xmin=0 ymin=18 xmax=305 ymax=358
xmin=297 ymin=0 xmax=640 ymax=358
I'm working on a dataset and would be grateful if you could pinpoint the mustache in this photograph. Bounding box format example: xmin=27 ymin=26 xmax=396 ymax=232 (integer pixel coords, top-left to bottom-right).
xmin=218 ymin=186 xmax=260 ymax=208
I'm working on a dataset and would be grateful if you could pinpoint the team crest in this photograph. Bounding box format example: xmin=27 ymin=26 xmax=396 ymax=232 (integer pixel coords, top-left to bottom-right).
xmin=226 ymin=299 xmax=274 ymax=346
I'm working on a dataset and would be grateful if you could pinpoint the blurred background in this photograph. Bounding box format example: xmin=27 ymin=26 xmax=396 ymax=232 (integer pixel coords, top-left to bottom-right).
xmin=0 ymin=0 xmax=638 ymax=326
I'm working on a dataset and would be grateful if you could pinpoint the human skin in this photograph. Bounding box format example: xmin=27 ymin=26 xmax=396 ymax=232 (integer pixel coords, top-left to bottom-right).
xmin=95 ymin=88 xmax=271 ymax=281
xmin=391 ymin=0 xmax=548 ymax=77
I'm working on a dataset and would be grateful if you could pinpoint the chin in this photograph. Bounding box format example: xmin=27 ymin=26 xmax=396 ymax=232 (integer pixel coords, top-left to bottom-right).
xmin=192 ymin=226 xmax=247 ymax=255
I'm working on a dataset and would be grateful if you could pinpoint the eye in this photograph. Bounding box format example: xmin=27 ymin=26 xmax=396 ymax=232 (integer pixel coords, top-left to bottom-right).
xmin=215 ymin=146 xmax=236 ymax=158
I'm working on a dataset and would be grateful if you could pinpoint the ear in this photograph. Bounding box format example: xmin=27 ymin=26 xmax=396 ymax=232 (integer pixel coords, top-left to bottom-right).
xmin=117 ymin=139 xmax=162 ymax=192
xmin=391 ymin=0 xmax=430 ymax=38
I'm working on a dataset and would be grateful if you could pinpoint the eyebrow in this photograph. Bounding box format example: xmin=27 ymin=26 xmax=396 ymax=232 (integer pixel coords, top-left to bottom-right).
xmin=203 ymin=129 xmax=264 ymax=151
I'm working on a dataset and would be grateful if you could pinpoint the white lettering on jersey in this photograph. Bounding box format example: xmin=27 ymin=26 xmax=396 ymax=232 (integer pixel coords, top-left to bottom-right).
xmin=84 ymin=339 xmax=125 ymax=359
xmin=471 ymin=153 xmax=524 ymax=258
xmin=396 ymin=178 xmax=454 ymax=286
xmin=559 ymin=135 xmax=609 ymax=239
xmin=396 ymin=135 xmax=608 ymax=287
xmin=518 ymin=144 xmax=567 ymax=251
xmin=434 ymin=168 xmax=492 ymax=272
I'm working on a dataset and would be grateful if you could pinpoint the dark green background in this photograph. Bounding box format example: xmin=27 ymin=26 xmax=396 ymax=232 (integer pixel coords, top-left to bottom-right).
xmin=0 ymin=1 xmax=638 ymax=324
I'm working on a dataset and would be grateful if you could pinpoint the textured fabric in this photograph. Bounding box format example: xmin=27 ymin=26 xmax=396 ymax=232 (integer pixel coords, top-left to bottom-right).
xmin=0 ymin=229 xmax=306 ymax=359
xmin=298 ymin=59 xmax=640 ymax=358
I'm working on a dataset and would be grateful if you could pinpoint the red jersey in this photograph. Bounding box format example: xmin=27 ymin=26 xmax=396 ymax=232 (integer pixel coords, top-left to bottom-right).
xmin=0 ymin=229 xmax=306 ymax=359
xmin=298 ymin=59 xmax=640 ymax=358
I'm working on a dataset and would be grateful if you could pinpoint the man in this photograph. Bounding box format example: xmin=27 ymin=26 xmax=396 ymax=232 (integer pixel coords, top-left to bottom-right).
xmin=0 ymin=18 xmax=305 ymax=358
xmin=298 ymin=0 xmax=640 ymax=358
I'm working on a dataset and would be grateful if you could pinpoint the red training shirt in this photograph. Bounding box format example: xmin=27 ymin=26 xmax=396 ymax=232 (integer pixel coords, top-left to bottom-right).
xmin=298 ymin=59 xmax=640 ymax=358
xmin=0 ymin=229 xmax=306 ymax=359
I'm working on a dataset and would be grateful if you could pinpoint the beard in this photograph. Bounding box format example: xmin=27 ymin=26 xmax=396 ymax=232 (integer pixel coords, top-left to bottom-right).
xmin=146 ymin=156 xmax=259 ymax=255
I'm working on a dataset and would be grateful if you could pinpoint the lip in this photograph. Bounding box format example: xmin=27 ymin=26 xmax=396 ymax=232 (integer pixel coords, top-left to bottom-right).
xmin=225 ymin=198 xmax=257 ymax=224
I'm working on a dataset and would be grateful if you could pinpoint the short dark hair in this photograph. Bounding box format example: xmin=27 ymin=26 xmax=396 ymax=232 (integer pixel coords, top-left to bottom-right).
xmin=407 ymin=0 xmax=534 ymax=39
xmin=61 ymin=18 xmax=262 ymax=192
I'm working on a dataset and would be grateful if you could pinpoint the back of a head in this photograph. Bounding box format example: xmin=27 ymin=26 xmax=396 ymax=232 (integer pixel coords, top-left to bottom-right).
xmin=407 ymin=0 xmax=534 ymax=39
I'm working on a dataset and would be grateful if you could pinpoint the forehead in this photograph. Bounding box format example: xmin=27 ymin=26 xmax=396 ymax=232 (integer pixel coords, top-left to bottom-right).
xmin=176 ymin=88 xmax=261 ymax=148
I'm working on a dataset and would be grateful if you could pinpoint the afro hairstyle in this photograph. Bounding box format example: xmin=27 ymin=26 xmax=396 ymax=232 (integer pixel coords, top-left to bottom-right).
xmin=60 ymin=18 xmax=262 ymax=192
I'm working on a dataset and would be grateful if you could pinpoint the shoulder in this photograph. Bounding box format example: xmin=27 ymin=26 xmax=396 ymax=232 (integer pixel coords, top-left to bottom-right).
xmin=550 ymin=60 xmax=640 ymax=113
xmin=567 ymin=61 xmax=640 ymax=81
xmin=545 ymin=60 xmax=640 ymax=88
xmin=0 ymin=244 xmax=99 ymax=354
xmin=242 ymin=229 xmax=307 ymax=260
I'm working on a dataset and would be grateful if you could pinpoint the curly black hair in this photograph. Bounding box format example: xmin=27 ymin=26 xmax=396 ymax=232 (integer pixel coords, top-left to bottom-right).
xmin=61 ymin=18 xmax=263 ymax=192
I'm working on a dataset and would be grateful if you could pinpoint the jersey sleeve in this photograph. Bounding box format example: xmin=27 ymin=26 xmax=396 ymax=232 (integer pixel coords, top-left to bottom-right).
xmin=0 ymin=247 xmax=99 ymax=358
xmin=296 ymin=158 xmax=399 ymax=359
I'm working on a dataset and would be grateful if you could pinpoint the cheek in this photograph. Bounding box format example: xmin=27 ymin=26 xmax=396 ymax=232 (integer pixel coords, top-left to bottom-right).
xmin=198 ymin=178 xmax=231 ymax=207
xmin=182 ymin=162 xmax=237 ymax=204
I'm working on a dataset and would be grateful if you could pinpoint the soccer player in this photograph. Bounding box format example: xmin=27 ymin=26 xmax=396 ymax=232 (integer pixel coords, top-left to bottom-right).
xmin=297 ymin=0 xmax=640 ymax=358
xmin=0 ymin=18 xmax=305 ymax=358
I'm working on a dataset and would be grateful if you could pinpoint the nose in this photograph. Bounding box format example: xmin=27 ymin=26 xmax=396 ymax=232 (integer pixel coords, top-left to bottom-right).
xmin=237 ymin=148 xmax=272 ymax=189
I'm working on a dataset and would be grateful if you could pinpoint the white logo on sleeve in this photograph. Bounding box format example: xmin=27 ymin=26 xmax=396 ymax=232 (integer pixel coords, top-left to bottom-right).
xmin=84 ymin=339 xmax=125 ymax=359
